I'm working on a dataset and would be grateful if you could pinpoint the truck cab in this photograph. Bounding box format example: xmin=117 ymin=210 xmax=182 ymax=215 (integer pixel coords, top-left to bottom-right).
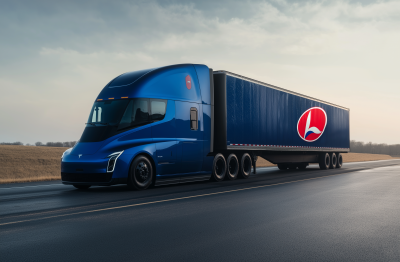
xmin=61 ymin=64 xmax=214 ymax=189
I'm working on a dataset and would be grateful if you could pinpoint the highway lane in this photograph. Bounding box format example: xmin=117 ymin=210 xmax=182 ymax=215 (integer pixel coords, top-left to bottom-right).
xmin=1 ymin=160 xmax=400 ymax=261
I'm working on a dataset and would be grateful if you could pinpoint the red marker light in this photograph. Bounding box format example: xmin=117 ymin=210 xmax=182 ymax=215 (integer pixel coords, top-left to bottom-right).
xmin=185 ymin=75 xmax=191 ymax=90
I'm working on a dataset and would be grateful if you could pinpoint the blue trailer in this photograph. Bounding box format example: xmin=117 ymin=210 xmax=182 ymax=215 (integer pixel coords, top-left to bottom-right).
xmin=61 ymin=64 xmax=350 ymax=190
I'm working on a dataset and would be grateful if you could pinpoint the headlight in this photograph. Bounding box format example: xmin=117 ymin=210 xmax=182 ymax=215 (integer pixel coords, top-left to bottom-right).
xmin=61 ymin=148 xmax=72 ymax=159
xmin=107 ymin=151 xmax=123 ymax=172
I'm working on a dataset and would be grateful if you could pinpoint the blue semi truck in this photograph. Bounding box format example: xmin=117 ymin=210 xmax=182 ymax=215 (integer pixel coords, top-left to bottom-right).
xmin=61 ymin=64 xmax=350 ymax=190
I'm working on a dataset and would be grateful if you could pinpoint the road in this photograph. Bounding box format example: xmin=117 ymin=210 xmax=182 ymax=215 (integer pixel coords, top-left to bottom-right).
xmin=1 ymin=160 xmax=400 ymax=261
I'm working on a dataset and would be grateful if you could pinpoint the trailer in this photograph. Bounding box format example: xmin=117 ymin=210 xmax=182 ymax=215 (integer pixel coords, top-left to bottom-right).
xmin=61 ymin=64 xmax=350 ymax=190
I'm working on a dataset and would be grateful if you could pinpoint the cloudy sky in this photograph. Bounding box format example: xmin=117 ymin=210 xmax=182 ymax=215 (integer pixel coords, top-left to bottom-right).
xmin=1 ymin=0 xmax=399 ymax=144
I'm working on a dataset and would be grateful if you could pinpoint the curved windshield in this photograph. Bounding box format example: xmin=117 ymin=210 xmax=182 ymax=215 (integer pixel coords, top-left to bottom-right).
xmin=87 ymin=100 xmax=130 ymax=126
xmin=80 ymin=98 xmax=167 ymax=142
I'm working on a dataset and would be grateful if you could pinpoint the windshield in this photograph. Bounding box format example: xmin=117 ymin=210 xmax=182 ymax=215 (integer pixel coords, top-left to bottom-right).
xmin=80 ymin=98 xmax=167 ymax=142
xmin=87 ymin=100 xmax=130 ymax=126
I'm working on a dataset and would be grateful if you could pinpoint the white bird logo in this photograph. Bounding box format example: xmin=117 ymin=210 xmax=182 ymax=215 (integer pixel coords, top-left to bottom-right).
xmin=79 ymin=154 xmax=82 ymax=158
xmin=304 ymin=111 xmax=322 ymax=139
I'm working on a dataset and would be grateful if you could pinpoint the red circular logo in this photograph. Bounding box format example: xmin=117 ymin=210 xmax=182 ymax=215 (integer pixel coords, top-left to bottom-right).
xmin=297 ymin=107 xmax=327 ymax=142
xmin=185 ymin=75 xmax=191 ymax=89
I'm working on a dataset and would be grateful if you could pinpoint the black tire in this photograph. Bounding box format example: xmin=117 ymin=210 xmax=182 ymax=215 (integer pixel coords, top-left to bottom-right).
xmin=211 ymin=153 xmax=226 ymax=181
xmin=319 ymin=153 xmax=330 ymax=170
xmin=329 ymin=153 xmax=337 ymax=169
xmin=73 ymin=185 xmax=91 ymax=189
xmin=277 ymin=164 xmax=288 ymax=170
xmin=288 ymin=164 xmax=297 ymax=170
xmin=128 ymin=155 xmax=154 ymax=190
xmin=239 ymin=153 xmax=252 ymax=179
xmin=226 ymin=154 xmax=239 ymax=180
xmin=336 ymin=153 xmax=343 ymax=168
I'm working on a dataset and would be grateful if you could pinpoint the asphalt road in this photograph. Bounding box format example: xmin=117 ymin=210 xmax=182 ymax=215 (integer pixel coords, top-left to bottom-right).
xmin=1 ymin=160 xmax=400 ymax=261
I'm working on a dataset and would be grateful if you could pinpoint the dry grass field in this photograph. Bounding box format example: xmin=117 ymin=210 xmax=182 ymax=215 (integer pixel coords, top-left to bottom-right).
xmin=0 ymin=145 xmax=398 ymax=184
xmin=0 ymin=145 xmax=65 ymax=184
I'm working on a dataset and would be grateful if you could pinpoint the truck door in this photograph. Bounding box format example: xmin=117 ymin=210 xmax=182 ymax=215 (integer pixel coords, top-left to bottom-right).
xmin=175 ymin=101 xmax=203 ymax=174
xmin=151 ymin=99 xmax=178 ymax=175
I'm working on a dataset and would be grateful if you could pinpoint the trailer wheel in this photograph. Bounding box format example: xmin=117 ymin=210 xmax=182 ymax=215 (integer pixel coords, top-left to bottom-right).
xmin=319 ymin=153 xmax=330 ymax=170
xmin=226 ymin=154 xmax=239 ymax=180
xmin=329 ymin=153 xmax=337 ymax=169
xmin=128 ymin=155 xmax=154 ymax=190
xmin=336 ymin=153 xmax=343 ymax=168
xmin=211 ymin=154 xmax=226 ymax=181
xmin=239 ymin=153 xmax=252 ymax=179
xmin=278 ymin=164 xmax=288 ymax=170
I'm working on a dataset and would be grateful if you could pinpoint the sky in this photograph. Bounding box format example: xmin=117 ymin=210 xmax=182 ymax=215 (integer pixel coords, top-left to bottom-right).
xmin=1 ymin=0 xmax=399 ymax=144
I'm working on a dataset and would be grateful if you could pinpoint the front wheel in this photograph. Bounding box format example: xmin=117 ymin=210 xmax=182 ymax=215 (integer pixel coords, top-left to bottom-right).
xmin=128 ymin=155 xmax=154 ymax=190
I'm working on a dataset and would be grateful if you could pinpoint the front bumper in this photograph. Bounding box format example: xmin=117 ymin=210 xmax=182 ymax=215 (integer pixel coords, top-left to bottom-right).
xmin=61 ymin=172 xmax=127 ymax=186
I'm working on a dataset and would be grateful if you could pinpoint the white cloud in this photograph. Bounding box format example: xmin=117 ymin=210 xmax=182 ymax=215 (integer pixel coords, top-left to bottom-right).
xmin=1 ymin=0 xmax=399 ymax=144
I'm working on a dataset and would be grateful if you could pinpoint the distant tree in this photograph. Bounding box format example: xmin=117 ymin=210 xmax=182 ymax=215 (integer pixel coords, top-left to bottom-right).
xmin=350 ymin=140 xmax=400 ymax=156
xmin=35 ymin=142 xmax=43 ymax=146
xmin=0 ymin=142 xmax=23 ymax=145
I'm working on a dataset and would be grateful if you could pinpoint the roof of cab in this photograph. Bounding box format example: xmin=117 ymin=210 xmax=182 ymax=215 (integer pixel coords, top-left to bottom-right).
xmin=96 ymin=64 xmax=210 ymax=104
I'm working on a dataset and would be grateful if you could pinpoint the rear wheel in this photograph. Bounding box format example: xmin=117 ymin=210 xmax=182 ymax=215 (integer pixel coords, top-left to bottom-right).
xmin=336 ymin=153 xmax=343 ymax=168
xmin=226 ymin=154 xmax=239 ymax=180
xmin=278 ymin=164 xmax=288 ymax=170
xmin=319 ymin=153 xmax=330 ymax=170
xmin=128 ymin=155 xmax=154 ymax=190
xmin=329 ymin=153 xmax=337 ymax=169
xmin=211 ymin=154 xmax=226 ymax=181
xmin=73 ymin=185 xmax=91 ymax=190
xmin=239 ymin=153 xmax=252 ymax=179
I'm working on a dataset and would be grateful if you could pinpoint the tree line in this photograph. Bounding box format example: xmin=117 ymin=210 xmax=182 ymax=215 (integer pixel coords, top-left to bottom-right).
xmin=1 ymin=141 xmax=77 ymax=147
xmin=350 ymin=140 xmax=400 ymax=156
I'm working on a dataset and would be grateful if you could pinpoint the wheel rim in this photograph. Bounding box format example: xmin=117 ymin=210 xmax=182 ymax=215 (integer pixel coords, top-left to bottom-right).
xmin=338 ymin=155 xmax=342 ymax=166
xmin=325 ymin=155 xmax=330 ymax=167
xmin=332 ymin=155 xmax=337 ymax=166
xmin=134 ymin=160 xmax=151 ymax=186
xmin=228 ymin=157 xmax=238 ymax=177
xmin=243 ymin=156 xmax=252 ymax=175
xmin=215 ymin=157 xmax=226 ymax=179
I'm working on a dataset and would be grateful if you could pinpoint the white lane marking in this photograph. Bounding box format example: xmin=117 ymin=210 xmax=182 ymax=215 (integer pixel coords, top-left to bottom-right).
xmin=0 ymin=172 xmax=350 ymax=226
xmin=0 ymin=184 xmax=64 ymax=190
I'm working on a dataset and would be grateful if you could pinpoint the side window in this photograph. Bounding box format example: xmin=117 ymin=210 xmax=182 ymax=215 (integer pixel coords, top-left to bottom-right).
xmin=190 ymin=107 xmax=198 ymax=130
xmin=118 ymin=99 xmax=149 ymax=130
xmin=151 ymin=99 xmax=167 ymax=121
